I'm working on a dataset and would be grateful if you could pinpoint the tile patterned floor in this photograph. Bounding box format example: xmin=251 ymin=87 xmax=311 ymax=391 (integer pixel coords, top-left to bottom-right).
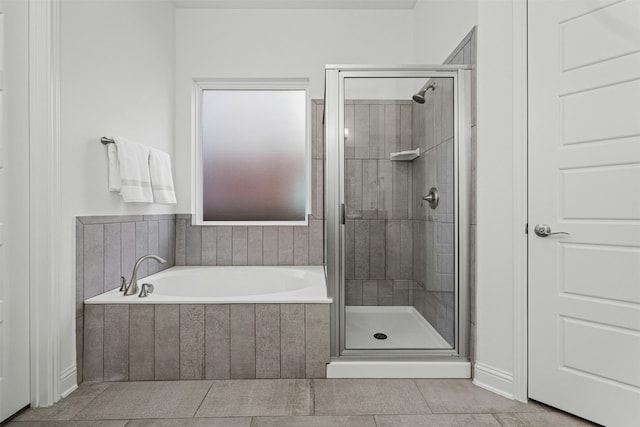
xmin=6 ymin=379 xmax=598 ymax=427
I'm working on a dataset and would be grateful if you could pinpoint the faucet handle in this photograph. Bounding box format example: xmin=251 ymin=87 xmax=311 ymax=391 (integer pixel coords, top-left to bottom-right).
xmin=119 ymin=276 xmax=127 ymax=292
xmin=139 ymin=283 xmax=154 ymax=298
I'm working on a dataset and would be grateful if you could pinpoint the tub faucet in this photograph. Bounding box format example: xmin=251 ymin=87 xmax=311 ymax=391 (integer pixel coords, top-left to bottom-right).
xmin=124 ymin=255 xmax=166 ymax=296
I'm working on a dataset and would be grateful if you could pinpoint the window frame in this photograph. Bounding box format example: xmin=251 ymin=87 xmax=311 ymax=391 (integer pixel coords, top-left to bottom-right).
xmin=192 ymin=78 xmax=311 ymax=226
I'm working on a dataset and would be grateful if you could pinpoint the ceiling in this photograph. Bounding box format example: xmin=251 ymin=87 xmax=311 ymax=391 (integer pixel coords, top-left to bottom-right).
xmin=172 ymin=0 xmax=418 ymax=10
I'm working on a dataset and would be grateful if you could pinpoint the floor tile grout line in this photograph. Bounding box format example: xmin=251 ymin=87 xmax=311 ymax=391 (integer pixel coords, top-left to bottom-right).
xmin=191 ymin=380 xmax=215 ymax=418
xmin=68 ymin=384 xmax=111 ymax=421
xmin=412 ymin=379 xmax=435 ymax=414
xmin=310 ymin=378 xmax=316 ymax=416
xmin=492 ymin=413 xmax=508 ymax=427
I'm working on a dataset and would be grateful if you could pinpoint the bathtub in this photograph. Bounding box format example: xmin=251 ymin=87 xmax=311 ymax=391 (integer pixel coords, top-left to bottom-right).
xmin=82 ymin=265 xmax=331 ymax=382
xmin=85 ymin=265 xmax=331 ymax=304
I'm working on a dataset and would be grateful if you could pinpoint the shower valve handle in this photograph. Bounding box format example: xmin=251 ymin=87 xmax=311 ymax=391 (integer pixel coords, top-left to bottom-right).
xmin=422 ymin=187 xmax=439 ymax=210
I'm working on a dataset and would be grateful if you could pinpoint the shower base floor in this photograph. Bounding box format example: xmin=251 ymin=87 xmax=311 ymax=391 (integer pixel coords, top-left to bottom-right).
xmin=345 ymin=306 xmax=451 ymax=350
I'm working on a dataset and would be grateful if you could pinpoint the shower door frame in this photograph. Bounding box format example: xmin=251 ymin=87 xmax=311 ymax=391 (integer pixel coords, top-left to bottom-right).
xmin=324 ymin=65 xmax=471 ymax=360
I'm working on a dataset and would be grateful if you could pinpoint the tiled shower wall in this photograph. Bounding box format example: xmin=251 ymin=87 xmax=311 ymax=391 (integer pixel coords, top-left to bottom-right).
xmin=76 ymin=101 xmax=325 ymax=383
xmin=341 ymin=29 xmax=477 ymax=354
xmin=412 ymin=29 xmax=477 ymax=349
xmin=343 ymin=101 xmax=416 ymax=306
xmin=410 ymin=29 xmax=477 ymax=351
xmin=411 ymin=76 xmax=456 ymax=346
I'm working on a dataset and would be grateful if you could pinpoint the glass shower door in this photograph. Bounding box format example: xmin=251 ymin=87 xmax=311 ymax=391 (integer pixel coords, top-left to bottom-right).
xmin=323 ymin=66 xmax=470 ymax=359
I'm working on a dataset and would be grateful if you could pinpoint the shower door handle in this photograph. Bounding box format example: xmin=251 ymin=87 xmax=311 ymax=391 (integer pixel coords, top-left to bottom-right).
xmin=341 ymin=203 xmax=346 ymax=225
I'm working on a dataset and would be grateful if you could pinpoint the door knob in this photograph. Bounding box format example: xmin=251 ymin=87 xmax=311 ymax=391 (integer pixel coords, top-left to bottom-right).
xmin=534 ymin=224 xmax=570 ymax=238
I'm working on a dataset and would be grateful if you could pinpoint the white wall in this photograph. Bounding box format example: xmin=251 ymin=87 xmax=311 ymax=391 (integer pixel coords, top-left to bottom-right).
xmin=1 ymin=0 xmax=31 ymax=416
xmin=58 ymin=0 xmax=175 ymax=391
xmin=50 ymin=0 xmax=522 ymax=403
xmin=474 ymin=0 xmax=520 ymax=399
xmin=413 ymin=0 xmax=522 ymax=401
xmin=413 ymin=0 xmax=477 ymax=63
xmin=174 ymin=8 xmax=415 ymax=211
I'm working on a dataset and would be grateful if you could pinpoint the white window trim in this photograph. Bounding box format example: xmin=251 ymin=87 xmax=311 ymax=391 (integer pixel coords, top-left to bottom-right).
xmin=191 ymin=78 xmax=311 ymax=226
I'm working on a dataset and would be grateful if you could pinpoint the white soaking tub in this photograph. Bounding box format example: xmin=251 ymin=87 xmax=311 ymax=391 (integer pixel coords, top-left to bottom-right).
xmin=85 ymin=265 xmax=331 ymax=304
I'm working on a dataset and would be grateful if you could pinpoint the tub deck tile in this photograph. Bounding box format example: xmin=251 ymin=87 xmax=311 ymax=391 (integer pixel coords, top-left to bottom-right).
xmin=103 ymin=304 xmax=129 ymax=381
xmin=255 ymin=304 xmax=281 ymax=379
xmin=129 ymin=305 xmax=155 ymax=381
xmin=229 ymin=304 xmax=256 ymax=379
xmin=185 ymin=224 xmax=202 ymax=266
xmin=262 ymin=227 xmax=278 ymax=265
xmin=83 ymin=305 xmax=104 ymax=382
xmin=280 ymin=304 xmax=306 ymax=379
xmin=232 ymin=226 xmax=248 ymax=266
xmin=154 ymin=305 xmax=180 ymax=380
xmin=179 ymin=304 xmax=205 ymax=380
xmin=248 ymin=227 xmax=264 ymax=265
xmin=201 ymin=227 xmax=217 ymax=266
xmin=205 ymin=304 xmax=231 ymax=380
xmin=278 ymin=226 xmax=294 ymax=265
xmin=305 ymin=304 xmax=330 ymax=379
xmin=216 ymin=227 xmax=232 ymax=266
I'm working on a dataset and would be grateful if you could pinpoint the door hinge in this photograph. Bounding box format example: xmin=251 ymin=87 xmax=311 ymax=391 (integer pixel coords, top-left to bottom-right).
xmin=525 ymin=223 xmax=529 ymax=234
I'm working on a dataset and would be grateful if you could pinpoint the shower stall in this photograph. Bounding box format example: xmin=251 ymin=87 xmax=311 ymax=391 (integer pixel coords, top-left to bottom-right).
xmin=323 ymin=65 xmax=471 ymax=377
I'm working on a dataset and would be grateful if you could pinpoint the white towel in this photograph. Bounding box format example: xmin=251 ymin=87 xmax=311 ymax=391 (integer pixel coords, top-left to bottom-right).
xmin=149 ymin=148 xmax=177 ymax=204
xmin=107 ymin=142 xmax=121 ymax=192
xmin=113 ymin=136 xmax=153 ymax=203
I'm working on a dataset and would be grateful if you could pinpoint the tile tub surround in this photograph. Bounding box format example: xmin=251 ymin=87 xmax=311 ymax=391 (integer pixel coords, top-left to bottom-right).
xmin=82 ymin=303 xmax=330 ymax=382
xmin=75 ymin=100 xmax=325 ymax=384
xmin=76 ymin=214 xmax=177 ymax=383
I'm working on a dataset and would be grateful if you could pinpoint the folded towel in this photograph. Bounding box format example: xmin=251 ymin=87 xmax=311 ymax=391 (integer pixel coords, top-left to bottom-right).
xmin=113 ymin=136 xmax=153 ymax=203
xmin=107 ymin=142 xmax=121 ymax=192
xmin=149 ymin=148 xmax=177 ymax=204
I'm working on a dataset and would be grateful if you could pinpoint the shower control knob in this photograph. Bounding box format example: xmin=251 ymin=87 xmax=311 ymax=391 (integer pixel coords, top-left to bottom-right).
xmin=422 ymin=187 xmax=439 ymax=210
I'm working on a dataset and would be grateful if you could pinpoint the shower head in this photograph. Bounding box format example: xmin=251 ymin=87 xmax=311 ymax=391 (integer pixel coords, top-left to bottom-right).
xmin=412 ymin=81 xmax=437 ymax=104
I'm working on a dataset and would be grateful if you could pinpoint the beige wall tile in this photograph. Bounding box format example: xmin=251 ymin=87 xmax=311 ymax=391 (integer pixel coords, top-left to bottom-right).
xmin=255 ymin=304 xmax=281 ymax=379
xmin=180 ymin=304 xmax=205 ymax=380
xmin=205 ymin=304 xmax=231 ymax=379
xmin=280 ymin=304 xmax=305 ymax=378
xmin=230 ymin=304 xmax=256 ymax=379
xmin=129 ymin=305 xmax=155 ymax=381
xmin=155 ymin=305 xmax=180 ymax=380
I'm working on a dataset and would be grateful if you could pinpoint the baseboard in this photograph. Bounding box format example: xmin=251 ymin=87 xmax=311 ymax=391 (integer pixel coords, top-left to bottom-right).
xmin=472 ymin=361 xmax=515 ymax=399
xmin=60 ymin=366 xmax=77 ymax=399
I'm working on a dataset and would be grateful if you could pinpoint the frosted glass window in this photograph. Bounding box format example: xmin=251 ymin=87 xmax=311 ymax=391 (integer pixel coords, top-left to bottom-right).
xmin=201 ymin=89 xmax=307 ymax=222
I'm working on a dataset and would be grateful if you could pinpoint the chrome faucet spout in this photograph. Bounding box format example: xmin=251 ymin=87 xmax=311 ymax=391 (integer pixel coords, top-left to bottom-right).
xmin=124 ymin=255 xmax=166 ymax=296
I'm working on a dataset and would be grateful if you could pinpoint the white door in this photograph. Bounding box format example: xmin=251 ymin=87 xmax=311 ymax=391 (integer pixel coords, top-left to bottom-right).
xmin=0 ymin=0 xmax=31 ymax=421
xmin=528 ymin=1 xmax=640 ymax=426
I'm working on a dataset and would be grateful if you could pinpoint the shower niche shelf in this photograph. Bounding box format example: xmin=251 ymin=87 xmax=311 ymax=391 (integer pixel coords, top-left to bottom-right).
xmin=389 ymin=148 xmax=420 ymax=161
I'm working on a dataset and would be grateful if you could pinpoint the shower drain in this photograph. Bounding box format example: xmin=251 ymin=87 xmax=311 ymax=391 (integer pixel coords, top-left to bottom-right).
xmin=373 ymin=333 xmax=388 ymax=340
